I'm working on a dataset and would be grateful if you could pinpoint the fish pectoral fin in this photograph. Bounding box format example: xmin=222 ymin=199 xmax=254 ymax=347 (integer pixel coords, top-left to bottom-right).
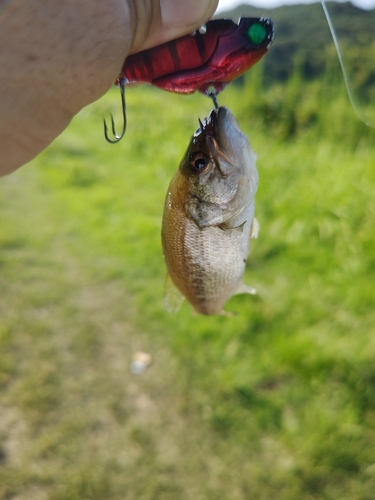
xmin=164 ymin=273 xmax=185 ymax=313
xmin=233 ymin=282 xmax=257 ymax=296
xmin=219 ymin=220 xmax=247 ymax=232
xmin=250 ymin=218 xmax=260 ymax=239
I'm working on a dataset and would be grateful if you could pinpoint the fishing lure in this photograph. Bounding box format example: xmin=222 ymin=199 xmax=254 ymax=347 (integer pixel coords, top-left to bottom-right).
xmin=104 ymin=17 xmax=274 ymax=142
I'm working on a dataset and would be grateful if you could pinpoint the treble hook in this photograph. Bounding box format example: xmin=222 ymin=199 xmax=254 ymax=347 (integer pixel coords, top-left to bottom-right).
xmin=198 ymin=117 xmax=215 ymax=138
xmin=208 ymin=91 xmax=219 ymax=110
xmin=104 ymin=78 xmax=127 ymax=143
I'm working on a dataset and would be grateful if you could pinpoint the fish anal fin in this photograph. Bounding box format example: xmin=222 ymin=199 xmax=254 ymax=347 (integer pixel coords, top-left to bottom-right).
xmin=233 ymin=282 xmax=257 ymax=296
xmin=164 ymin=273 xmax=185 ymax=313
xmin=219 ymin=285 xmax=257 ymax=316
xmin=221 ymin=284 xmax=257 ymax=316
xmin=220 ymin=309 xmax=237 ymax=317
xmin=195 ymin=309 xmax=237 ymax=317
xmin=250 ymin=218 xmax=260 ymax=239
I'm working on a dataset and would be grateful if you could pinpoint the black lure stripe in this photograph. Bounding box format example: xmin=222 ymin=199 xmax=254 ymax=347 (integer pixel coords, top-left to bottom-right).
xmin=141 ymin=49 xmax=153 ymax=81
xmin=194 ymin=31 xmax=207 ymax=65
xmin=166 ymin=40 xmax=181 ymax=72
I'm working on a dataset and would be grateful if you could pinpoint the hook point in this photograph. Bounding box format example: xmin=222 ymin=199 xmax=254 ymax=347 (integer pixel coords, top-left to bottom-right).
xmin=104 ymin=79 xmax=127 ymax=144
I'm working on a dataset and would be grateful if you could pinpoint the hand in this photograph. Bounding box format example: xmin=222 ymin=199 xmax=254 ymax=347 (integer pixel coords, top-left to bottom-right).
xmin=0 ymin=0 xmax=219 ymax=175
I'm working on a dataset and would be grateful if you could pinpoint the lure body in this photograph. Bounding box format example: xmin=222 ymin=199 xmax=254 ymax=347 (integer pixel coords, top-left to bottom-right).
xmin=119 ymin=18 xmax=274 ymax=96
xmin=162 ymin=107 xmax=259 ymax=315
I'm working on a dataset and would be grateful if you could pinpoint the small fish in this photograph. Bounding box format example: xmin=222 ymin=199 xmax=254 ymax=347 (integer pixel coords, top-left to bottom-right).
xmin=161 ymin=107 xmax=259 ymax=316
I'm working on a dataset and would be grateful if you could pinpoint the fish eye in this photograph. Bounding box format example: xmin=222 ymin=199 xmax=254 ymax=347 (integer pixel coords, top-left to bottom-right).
xmin=189 ymin=153 xmax=210 ymax=174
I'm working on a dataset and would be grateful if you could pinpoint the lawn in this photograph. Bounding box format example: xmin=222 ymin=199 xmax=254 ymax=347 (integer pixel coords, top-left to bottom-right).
xmin=0 ymin=75 xmax=375 ymax=499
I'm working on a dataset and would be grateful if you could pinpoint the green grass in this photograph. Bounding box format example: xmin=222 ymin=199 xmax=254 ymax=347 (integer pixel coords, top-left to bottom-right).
xmin=1 ymin=77 xmax=375 ymax=499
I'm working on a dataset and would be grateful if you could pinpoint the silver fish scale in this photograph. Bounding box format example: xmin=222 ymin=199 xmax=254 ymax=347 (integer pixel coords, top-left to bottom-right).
xmin=184 ymin=214 xmax=252 ymax=314
xmin=163 ymin=201 xmax=253 ymax=315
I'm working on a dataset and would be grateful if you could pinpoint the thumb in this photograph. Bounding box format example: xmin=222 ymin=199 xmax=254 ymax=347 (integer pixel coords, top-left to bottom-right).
xmin=129 ymin=0 xmax=219 ymax=53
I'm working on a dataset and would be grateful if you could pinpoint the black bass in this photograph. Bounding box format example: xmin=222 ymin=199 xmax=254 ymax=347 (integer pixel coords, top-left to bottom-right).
xmin=161 ymin=106 xmax=259 ymax=315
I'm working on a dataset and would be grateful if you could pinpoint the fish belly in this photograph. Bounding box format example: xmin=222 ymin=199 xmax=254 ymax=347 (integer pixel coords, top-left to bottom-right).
xmin=162 ymin=203 xmax=253 ymax=315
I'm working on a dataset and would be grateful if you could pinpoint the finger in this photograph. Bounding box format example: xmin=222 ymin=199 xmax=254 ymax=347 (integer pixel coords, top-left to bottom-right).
xmin=129 ymin=0 xmax=219 ymax=53
xmin=160 ymin=0 xmax=219 ymax=32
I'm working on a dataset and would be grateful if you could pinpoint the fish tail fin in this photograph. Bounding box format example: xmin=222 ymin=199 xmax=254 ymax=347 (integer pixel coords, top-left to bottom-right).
xmin=164 ymin=273 xmax=185 ymax=313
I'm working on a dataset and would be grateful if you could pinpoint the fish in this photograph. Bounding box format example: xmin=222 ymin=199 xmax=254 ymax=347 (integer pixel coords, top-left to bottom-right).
xmin=161 ymin=106 xmax=259 ymax=316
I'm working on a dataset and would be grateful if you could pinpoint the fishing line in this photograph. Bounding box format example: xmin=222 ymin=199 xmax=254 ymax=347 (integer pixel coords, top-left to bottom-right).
xmin=321 ymin=0 xmax=375 ymax=128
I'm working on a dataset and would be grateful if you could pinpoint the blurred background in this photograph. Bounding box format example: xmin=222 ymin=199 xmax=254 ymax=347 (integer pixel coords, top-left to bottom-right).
xmin=1 ymin=1 xmax=375 ymax=499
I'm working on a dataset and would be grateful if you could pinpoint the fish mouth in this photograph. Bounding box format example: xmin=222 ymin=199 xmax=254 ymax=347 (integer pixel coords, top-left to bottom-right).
xmin=197 ymin=107 xmax=241 ymax=143
xmin=196 ymin=107 xmax=242 ymax=171
xmin=216 ymin=107 xmax=241 ymax=145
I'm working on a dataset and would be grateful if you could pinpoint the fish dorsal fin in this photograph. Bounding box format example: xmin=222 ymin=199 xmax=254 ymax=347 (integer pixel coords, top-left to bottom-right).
xmin=164 ymin=273 xmax=185 ymax=313
xmin=250 ymin=218 xmax=259 ymax=239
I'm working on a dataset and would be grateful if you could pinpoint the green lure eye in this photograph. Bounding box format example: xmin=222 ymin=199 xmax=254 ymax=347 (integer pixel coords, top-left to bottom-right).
xmin=247 ymin=22 xmax=268 ymax=46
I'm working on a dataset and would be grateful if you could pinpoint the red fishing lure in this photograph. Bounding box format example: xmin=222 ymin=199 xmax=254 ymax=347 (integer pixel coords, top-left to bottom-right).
xmin=104 ymin=17 xmax=274 ymax=142
xmin=119 ymin=17 xmax=274 ymax=96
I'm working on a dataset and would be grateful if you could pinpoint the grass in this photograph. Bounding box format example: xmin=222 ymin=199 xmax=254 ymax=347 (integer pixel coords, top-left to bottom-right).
xmin=1 ymin=74 xmax=375 ymax=499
